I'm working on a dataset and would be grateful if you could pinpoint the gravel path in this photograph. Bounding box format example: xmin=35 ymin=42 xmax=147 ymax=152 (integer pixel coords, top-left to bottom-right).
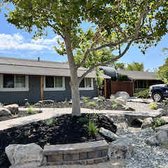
xmin=127 ymin=100 xmax=156 ymax=112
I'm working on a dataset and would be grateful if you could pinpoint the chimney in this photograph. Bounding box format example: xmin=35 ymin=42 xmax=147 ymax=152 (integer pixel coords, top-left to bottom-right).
xmin=38 ymin=57 xmax=40 ymax=61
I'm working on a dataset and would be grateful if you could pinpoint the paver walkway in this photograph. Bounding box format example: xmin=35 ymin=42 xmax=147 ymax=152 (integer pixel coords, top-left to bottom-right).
xmin=0 ymin=108 xmax=161 ymax=131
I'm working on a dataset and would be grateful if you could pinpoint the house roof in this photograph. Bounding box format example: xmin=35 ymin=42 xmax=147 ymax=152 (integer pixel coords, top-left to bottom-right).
xmin=117 ymin=70 xmax=160 ymax=80
xmin=0 ymin=57 xmax=98 ymax=78
xmin=99 ymin=66 xmax=160 ymax=81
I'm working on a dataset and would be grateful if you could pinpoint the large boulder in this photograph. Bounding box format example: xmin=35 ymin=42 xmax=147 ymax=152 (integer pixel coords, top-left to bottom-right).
xmin=99 ymin=127 xmax=119 ymax=142
xmin=0 ymin=108 xmax=11 ymax=117
xmin=4 ymin=104 xmax=19 ymax=115
xmin=109 ymin=136 xmax=133 ymax=159
xmin=156 ymin=130 xmax=168 ymax=145
xmin=97 ymin=115 xmax=117 ymax=133
xmin=5 ymin=143 xmax=43 ymax=167
xmin=146 ymin=130 xmax=168 ymax=146
xmin=115 ymin=91 xmax=130 ymax=100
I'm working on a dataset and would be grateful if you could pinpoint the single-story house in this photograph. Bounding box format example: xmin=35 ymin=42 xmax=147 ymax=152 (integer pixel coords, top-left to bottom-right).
xmin=0 ymin=57 xmax=105 ymax=104
xmin=100 ymin=67 xmax=163 ymax=97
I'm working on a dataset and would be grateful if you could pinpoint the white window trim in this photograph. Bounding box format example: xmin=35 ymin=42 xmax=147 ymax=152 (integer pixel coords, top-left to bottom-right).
xmin=0 ymin=74 xmax=29 ymax=92
xmin=44 ymin=76 xmax=65 ymax=91
xmin=79 ymin=78 xmax=94 ymax=90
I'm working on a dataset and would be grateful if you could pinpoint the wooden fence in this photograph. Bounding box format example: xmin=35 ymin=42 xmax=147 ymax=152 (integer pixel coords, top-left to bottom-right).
xmin=111 ymin=81 xmax=134 ymax=96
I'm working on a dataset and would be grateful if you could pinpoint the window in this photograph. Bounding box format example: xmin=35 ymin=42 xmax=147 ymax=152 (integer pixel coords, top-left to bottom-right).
xmin=0 ymin=74 xmax=29 ymax=91
xmin=79 ymin=78 xmax=93 ymax=90
xmin=44 ymin=76 xmax=65 ymax=91
xmin=46 ymin=76 xmax=54 ymax=88
xmin=15 ymin=75 xmax=26 ymax=88
xmin=3 ymin=74 xmax=14 ymax=88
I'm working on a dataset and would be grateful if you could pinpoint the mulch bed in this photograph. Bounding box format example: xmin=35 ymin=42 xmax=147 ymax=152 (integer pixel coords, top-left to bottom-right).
xmin=0 ymin=113 xmax=116 ymax=168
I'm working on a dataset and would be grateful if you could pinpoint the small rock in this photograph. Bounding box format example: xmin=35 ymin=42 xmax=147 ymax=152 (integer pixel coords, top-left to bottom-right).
xmin=146 ymin=135 xmax=159 ymax=146
xmin=157 ymin=108 xmax=165 ymax=115
xmin=5 ymin=143 xmax=43 ymax=166
xmin=0 ymin=107 xmax=11 ymax=117
xmin=0 ymin=103 xmax=3 ymax=107
xmin=141 ymin=117 xmax=153 ymax=129
xmin=110 ymin=95 xmax=116 ymax=101
xmin=160 ymin=116 xmax=168 ymax=124
xmin=38 ymin=99 xmax=54 ymax=105
xmin=4 ymin=104 xmax=19 ymax=115
xmin=115 ymin=97 xmax=127 ymax=106
xmin=99 ymin=127 xmax=119 ymax=141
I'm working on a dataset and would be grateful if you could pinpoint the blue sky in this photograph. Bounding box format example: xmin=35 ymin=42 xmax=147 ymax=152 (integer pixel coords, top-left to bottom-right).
xmin=0 ymin=9 xmax=167 ymax=71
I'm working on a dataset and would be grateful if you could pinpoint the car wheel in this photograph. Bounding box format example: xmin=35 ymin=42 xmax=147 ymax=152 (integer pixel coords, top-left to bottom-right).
xmin=152 ymin=92 xmax=163 ymax=102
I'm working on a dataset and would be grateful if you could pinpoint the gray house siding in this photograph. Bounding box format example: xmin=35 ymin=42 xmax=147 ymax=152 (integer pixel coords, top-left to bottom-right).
xmin=80 ymin=80 xmax=98 ymax=98
xmin=44 ymin=77 xmax=71 ymax=101
xmin=44 ymin=77 xmax=98 ymax=101
xmin=0 ymin=75 xmax=98 ymax=105
xmin=0 ymin=75 xmax=41 ymax=105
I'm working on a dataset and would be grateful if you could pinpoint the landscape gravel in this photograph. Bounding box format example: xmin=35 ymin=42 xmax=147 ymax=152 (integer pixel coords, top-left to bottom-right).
xmin=122 ymin=128 xmax=168 ymax=168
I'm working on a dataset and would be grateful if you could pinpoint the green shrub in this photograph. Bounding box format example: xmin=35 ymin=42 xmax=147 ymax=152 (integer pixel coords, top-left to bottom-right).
xmin=111 ymin=101 xmax=119 ymax=110
xmin=134 ymin=88 xmax=149 ymax=98
xmin=45 ymin=118 xmax=57 ymax=126
xmin=86 ymin=101 xmax=97 ymax=108
xmin=149 ymin=102 xmax=158 ymax=110
xmin=27 ymin=106 xmax=36 ymax=114
xmin=77 ymin=115 xmax=89 ymax=124
xmin=152 ymin=117 xmax=166 ymax=129
xmin=97 ymin=96 xmax=105 ymax=102
xmin=81 ymin=96 xmax=90 ymax=104
xmin=87 ymin=120 xmax=98 ymax=137
xmin=117 ymin=74 xmax=129 ymax=81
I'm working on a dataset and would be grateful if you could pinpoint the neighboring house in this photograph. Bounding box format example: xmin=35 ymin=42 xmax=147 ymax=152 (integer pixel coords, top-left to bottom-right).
xmin=100 ymin=67 xmax=163 ymax=97
xmin=0 ymin=57 xmax=99 ymax=104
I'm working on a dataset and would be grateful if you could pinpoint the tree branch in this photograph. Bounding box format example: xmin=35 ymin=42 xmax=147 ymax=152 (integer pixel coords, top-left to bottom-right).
xmin=90 ymin=38 xmax=128 ymax=51
xmin=78 ymin=40 xmax=133 ymax=83
xmin=76 ymin=28 xmax=104 ymax=69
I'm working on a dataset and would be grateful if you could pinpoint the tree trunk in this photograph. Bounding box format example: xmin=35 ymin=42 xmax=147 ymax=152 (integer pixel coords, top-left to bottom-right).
xmin=70 ymin=81 xmax=81 ymax=116
xmin=64 ymin=32 xmax=81 ymax=116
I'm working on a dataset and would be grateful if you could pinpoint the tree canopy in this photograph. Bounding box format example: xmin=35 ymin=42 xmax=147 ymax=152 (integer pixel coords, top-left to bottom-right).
xmin=158 ymin=58 xmax=168 ymax=83
xmin=126 ymin=62 xmax=144 ymax=71
xmin=2 ymin=0 xmax=168 ymax=115
xmin=115 ymin=63 xmax=125 ymax=70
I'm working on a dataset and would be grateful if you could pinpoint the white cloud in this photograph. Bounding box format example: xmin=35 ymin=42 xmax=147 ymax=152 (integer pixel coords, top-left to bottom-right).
xmin=0 ymin=33 xmax=59 ymax=51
